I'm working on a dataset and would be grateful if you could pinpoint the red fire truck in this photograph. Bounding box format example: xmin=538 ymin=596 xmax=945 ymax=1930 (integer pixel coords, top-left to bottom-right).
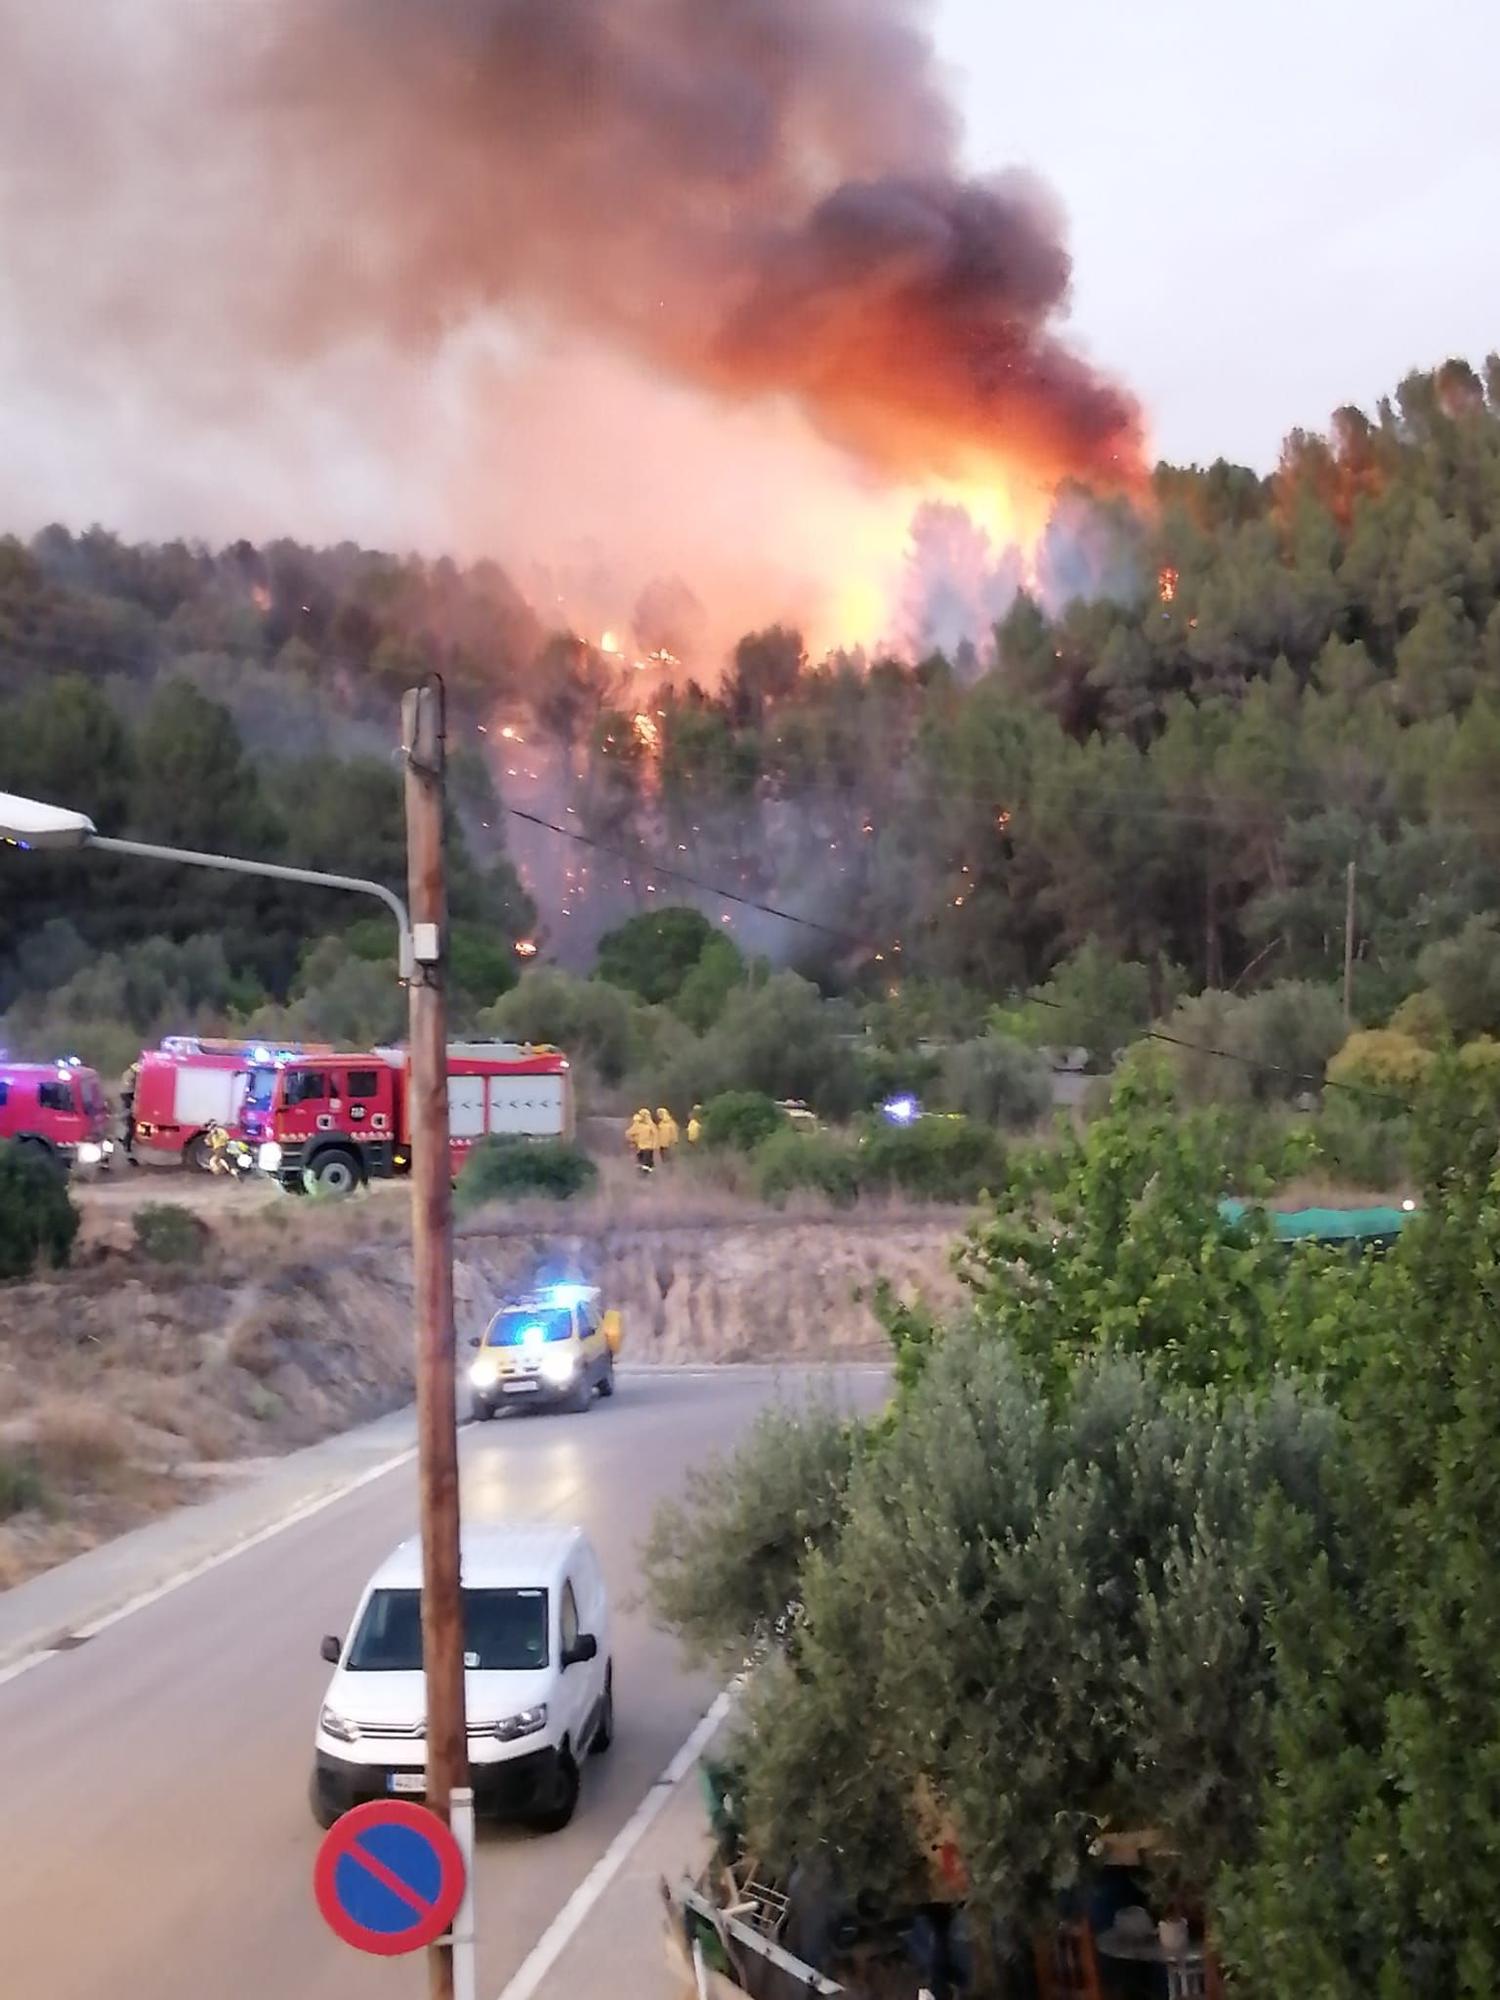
xmin=0 ymin=1057 xmax=114 ymax=1174
xmin=255 ymin=1042 xmax=574 ymax=1195
xmin=130 ymin=1037 xmax=330 ymax=1169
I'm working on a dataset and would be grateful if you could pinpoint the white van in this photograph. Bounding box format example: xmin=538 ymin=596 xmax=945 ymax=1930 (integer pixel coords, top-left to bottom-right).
xmin=310 ymin=1523 xmax=612 ymax=1832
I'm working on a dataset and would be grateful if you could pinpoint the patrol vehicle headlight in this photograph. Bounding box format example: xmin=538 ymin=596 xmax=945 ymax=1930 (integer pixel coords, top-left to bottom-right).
xmin=76 ymin=1143 xmax=103 ymax=1165
xmin=469 ymin=1354 xmax=501 ymax=1388
xmin=319 ymin=1706 xmax=360 ymax=1744
xmin=539 ymin=1348 xmax=577 ymax=1386
xmin=257 ymin=1142 xmax=282 ymax=1172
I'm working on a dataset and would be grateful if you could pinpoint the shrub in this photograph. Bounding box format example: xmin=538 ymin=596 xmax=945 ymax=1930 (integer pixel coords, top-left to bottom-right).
xmin=859 ymin=1115 xmax=1007 ymax=1201
xmin=1307 ymin=1099 xmax=1411 ymax=1188
xmin=133 ymin=1203 xmax=210 ymax=1266
xmin=455 ymin=1137 xmax=598 ymax=1208
xmin=699 ymin=1090 xmax=786 ymax=1151
xmin=0 ymin=1142 xmax=80 ymax=1281
xmin=0 ymin=1452 xmax=49 ymax=1520
xmin=26 ymin=1403 xmax=129 ymax=1487
xmin=939 ymin=1034 xmax=1052 ymax=1127
xmin=753 ymin=1130 xmax=861 ymax=1207
xmin=1327 ymin=1027 xmax=1435 ymax=1095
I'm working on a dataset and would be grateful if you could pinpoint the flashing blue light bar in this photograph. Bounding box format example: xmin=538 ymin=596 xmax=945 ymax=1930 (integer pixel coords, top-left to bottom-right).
xmin=543 ymin=1282 xmax=592 ymax=1308
xmin=881 ymin=1094 xmax=919 ymax=1126
xmin=250 ymin=1046 xmax=272 ymax=1064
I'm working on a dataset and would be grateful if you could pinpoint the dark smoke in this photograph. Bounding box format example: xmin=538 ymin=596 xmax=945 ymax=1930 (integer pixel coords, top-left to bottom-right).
xmin=0 ymin=1 xmax=1139 ymax=501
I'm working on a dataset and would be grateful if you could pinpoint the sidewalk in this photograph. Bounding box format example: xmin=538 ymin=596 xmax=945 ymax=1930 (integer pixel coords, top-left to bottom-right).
xmin=0 ymin=1402 xmax=421 ymax=1671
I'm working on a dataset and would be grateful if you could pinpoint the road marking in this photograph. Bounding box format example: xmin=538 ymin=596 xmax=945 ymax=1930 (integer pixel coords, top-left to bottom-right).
xmin=494 ymin=1682 xmax=737 ymax=2000
xmin=0 ymin=1442 xmax=419 ymax=1684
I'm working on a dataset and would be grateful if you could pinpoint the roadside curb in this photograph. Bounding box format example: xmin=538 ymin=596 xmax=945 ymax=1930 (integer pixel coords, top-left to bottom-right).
xmin=0 ymin=1363 xmax=887 ymax=1678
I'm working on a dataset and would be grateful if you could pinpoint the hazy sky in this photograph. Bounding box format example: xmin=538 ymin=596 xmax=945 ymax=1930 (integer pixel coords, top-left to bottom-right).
xmin=0 ymin=0 xmax=1492 ymax=592
xmin=934 ymin=0 xmax=1499 ymax=467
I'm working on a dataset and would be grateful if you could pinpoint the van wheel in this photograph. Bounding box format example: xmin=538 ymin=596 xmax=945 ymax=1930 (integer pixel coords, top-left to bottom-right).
xmin=305 ymin=1150 xmax=361 ymax=1197
xmin=471 ymin=1396 xmax=495 ymax=1423
xmin=597 ymin=1357 xmax=616 ymax=1399
xmin=530 ymin=1749 xmax=580 ymax=1833
xmin=567 ymin=1370 xmax=592 ymax=1415
xmin=591 ymin=1668 xmax=614 ymax=1755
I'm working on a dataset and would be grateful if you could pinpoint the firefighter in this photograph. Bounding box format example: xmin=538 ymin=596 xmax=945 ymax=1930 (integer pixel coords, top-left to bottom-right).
xmin=626 ymin=1106 xmax=659 ymax=1174
xmin=206 ymin=1121 xmax=234 ymax=1175
xmin=656 ymin=1105 xmax=680 ymax=1160
xmin=687 ymin=1104 xmax=703 ymax=1146
xmin=120 ymin=1061 xmax=140 ymax=1163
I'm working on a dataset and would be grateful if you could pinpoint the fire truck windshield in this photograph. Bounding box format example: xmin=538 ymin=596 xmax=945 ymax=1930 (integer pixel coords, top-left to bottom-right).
xmin=242 ymin=1067 xmax=277 ymax=1112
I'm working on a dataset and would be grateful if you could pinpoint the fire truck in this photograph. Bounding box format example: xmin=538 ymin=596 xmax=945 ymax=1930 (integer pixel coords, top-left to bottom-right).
xmin=255 ymin=1042 xmax=574 ymax=1195
xmin=0 ymin=1057 xmax=114 ymax=1174
xmin=130 ymin=1037 xmax=329 ymax=1169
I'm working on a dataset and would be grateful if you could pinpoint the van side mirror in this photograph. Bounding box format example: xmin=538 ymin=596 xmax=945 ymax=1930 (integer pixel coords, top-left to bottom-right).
xmin=321 ymin=1634 xmax=341 ymax=1664
xmin=563 ymin=1633 xmax=598 ymax=1669
xmin=468 ymin=1336 xmax=481 ymax=1349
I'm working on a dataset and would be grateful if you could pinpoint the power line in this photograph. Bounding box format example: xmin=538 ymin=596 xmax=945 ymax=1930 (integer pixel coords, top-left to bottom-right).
xmin=505 ymin=801 xmax=1411 ymax=1111
xmin=504 ymin=805 xmax=858 ymax=941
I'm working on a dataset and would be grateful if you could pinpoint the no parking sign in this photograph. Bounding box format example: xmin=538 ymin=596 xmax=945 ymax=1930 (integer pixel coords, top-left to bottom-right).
xmin=314 ymin=1800 xmax=467 ymax=1957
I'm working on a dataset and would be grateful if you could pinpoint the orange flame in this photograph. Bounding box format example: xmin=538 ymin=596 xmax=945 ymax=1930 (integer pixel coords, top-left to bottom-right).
xmin=1158 ymin=565 xmax=1178 ymax=604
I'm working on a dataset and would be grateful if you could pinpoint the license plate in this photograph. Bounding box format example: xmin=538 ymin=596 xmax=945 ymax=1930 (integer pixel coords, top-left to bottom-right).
xmin=387 ymin=1772 xmax=425 ymax=1795
xmin=502 ymin=1379 xmax=540 ymax=1393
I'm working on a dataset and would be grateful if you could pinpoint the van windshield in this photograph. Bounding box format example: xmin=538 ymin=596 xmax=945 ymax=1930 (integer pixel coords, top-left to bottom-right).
xmin=486 ymin=1307 xmax=572 ymax=1347
xmin=345 ymin=1587 xmax=549 ymax=1672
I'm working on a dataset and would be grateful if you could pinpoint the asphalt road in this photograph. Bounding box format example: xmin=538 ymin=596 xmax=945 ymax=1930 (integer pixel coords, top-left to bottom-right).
xmin=0 ymin=1368 xmax=882 ymax=2000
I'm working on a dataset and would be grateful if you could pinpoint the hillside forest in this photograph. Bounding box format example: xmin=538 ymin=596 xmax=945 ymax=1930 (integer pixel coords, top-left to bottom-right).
xmin=4 ymin=357 xmax=1500 ymax=1156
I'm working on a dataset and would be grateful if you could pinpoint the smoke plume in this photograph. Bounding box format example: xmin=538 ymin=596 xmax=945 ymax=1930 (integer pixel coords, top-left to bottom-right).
xmin=0 ymin=0 xmax=1142 ymax=650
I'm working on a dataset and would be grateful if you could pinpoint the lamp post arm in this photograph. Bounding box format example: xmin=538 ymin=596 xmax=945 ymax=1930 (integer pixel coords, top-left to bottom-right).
xmin=87 ymin=834 xmax=414 ymax=980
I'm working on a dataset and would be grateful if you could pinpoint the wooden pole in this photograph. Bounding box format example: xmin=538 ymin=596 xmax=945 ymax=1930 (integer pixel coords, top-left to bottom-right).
xmin=1343 ymin=857 xmax=1357 ymax=1026
xmin=403 ymin=682 xmax=467 ymax=2000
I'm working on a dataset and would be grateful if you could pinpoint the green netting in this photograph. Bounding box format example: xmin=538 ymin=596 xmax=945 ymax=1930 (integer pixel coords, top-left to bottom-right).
xmin=1219 ymin=1199 xmax=1413 ymax=1243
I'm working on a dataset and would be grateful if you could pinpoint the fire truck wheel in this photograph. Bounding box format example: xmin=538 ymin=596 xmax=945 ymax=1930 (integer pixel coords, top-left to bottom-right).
xmin=183 ymin=1134 xmax=213 ymax=1174
xmin=304 ymin=1150 xmax=362 ymax=1198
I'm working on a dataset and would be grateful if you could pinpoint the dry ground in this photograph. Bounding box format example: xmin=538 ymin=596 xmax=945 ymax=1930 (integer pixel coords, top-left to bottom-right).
xmin=0 ymin=1170 xmax=966 ymax=1588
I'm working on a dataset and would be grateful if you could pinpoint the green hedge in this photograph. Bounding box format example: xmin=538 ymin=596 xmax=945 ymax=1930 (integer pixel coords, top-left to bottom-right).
xmin=455 ymin=1137 xmax=598 ymax=1208
xmin=858 ymin=1116 xmax=1007 ymax=1200
xmin=133 ymin=1203 xmax=210 ymax=1266
xmin=753 ymin=1130 xmax=861 ymax=1207
xmin=0 ymin=1142 xmax=80 ymax=1281
xmin=699 ymin=1090 xmax=787 ymax=1151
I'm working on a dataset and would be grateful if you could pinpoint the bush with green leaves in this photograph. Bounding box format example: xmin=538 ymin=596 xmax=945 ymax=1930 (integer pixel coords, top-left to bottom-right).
xmin=454 ymin=1137 xmax=597 ymax=1208
xmin=938 ymin=1033 xmax=1052 ymax=1127
xmin=1219 ymin=1075 xmax=1500 ymax=1996
xmin=641 ymin=1401 xmax=862 ymax=1674
xmin=697 ymin=1090 xmax=785 ymax=1151
xmin=132 ymin=1203 xmax=210 ymax=1266
xmin=0 ymin=1452 xmax=49 ymax=1519
xmin=649 ymin=1329 xmax=1337 ymax=1934
xmin=858 ymin=1114 xmax=1007 ymax=1202
xmin=752 ymin=1129 xmax=861 ymax=1207
xmin=0 ymin=1142 xmax=80 ymax=1281
xmin=957 ymin=1057 xmax=1359 ymax=1399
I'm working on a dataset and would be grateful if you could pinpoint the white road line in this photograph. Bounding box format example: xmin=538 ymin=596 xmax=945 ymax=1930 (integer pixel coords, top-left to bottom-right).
xmin=0 ymin=1443 xmax=418 ymax=1681
xmin=495 ymin=1683 xmax=737 ymax=2000
xmin=0 ymin=1651 xmax=51 ymax=1692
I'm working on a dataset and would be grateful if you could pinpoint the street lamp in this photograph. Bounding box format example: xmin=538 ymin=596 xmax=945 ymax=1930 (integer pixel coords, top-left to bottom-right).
xmin=0 ymin=790 xmax=414 ymax=978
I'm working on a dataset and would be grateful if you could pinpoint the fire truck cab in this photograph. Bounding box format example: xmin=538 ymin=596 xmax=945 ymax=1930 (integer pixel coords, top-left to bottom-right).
xmin=130 ymin=1037 xmax=327 ymax=1169
xmin=0 ymin=1058 xmax=114 ymax=1174
xmin=257 ymin=1042 xmax=574 ymax=1196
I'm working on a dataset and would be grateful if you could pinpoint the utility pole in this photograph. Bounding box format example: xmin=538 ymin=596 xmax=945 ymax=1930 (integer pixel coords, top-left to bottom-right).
xmin=1343 ymin=857 xmax=1358 ymax=1026
xmin=403 ymin=681 xmax=468 ymax=2000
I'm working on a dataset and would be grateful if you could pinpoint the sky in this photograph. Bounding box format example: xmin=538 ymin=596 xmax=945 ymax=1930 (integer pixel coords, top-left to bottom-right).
xmin=934 ymin=0 xmax=1499 ymax=468
xmin=0 ymin=0 xmax=1493 ymax=596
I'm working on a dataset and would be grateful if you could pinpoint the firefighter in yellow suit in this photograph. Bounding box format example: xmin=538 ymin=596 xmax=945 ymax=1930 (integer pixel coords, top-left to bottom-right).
xmin=687 ymin=1104 xmax=703 ymax=1146
xmin=656 ymin=1105 xmax=681 ymax=1161
xmin=626 ymin=1106 xmax=660 ymax=1174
